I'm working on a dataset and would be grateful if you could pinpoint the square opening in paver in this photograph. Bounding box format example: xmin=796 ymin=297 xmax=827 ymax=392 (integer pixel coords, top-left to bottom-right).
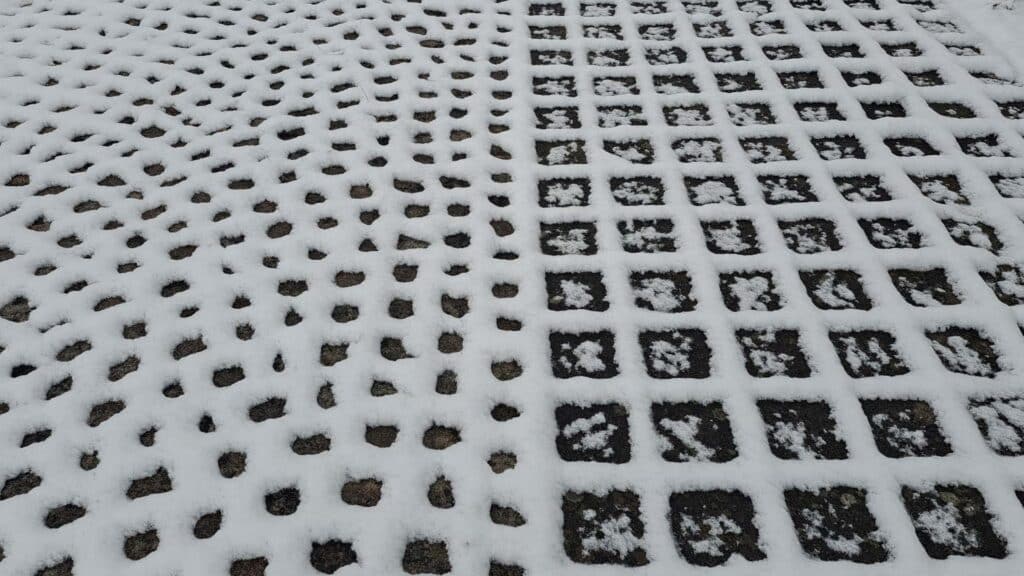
xmin=720 ymin=270 xmax=783 ymax=311
xmin=758 ymin=400 xmax=847 ymax=459
xmin=556 ymin=403 xmax=631 ymax=463
xmin=758 ymin=174 xmax=817 ymax=204
xmin=685 ymin=175 xmax=743 ymax=205
xmin=829 ymin=330 xmax=908 ymax=377
xmin=630 ymin=270 xmax=697 ymax=312
xmin=669 ymin=490 xmax=765 ymax=565
xmin=926 ymin=327 xmax=1001 ymax=377
xmin=901 ymin=485 xmax=1007 ymax=559
xmin=619 ymin=219 xmax=676 ymax=252
xmin=779 ymin=218 xmax=842 ymax=253
xmin=639 ymin=329 xmax=712 ymax=378
xmin=546 ymin=272 xmax=609 ymax=311
xmin=969 ymin=397 xmax=1024 ymax=455
xmin=737 ymin=329 xmax=811 ymax=377
xmin=562 ymin=490 xmax=648 ymax=565
xmin=550 ymin=330 xmax=619 ymax=378
xmin=540 ymin=221 xmax=598 ymax=255
xmin=889 ymin=268 xmax=961 ymax=306
xmin=653 ymin=402 xmax=737 ymax=462
xmin=539 ymin=178 xmax=591 ymax=208
xmin=799 ymin=269 xmax=872 ymax=310
xmin=858 ymin=217 xmax=925 ymax=249
xmin=861 ymin=399 xmax=951 ymax=457
xmin=785 ymin=486 xmax=889 ymax=563
xmin=702 ymin=220 xmax=760 ymax=254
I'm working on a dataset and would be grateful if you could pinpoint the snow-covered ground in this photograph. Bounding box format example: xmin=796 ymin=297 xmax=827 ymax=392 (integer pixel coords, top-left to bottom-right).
xmin=1 ymin=0 xmax=1024 ymax=574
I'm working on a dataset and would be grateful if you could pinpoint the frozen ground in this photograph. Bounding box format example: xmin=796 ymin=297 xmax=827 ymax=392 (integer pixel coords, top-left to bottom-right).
xmin=1 ymin=0 xmax=1024 ymax=574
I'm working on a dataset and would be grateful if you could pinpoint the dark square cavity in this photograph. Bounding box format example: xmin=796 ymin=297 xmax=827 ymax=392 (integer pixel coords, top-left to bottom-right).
xmin=742 ymin=137 xmax=796 ymax=162
xmin=958 ymin=135 xmax=1012 ymax=158
xmin=942 ymin=218 xmax=1002 ymax=254
xmin=812 ymin=135 xmax=866 ymax=160
xmin=556 ymin=403 xmax=630 ymax=463
xmin=531 ymin=50 xmax=573 ymax=66
xmin=991 ymin=174 xmax=1024 ymax=198
xmin=998 ymin=100 xmax=1024 ymax=119
xmin=737 ymin=329 xmax=811 ymax=377
xmin=597 ymin=105 xmax=646 ymax=127
xmin=540 ymin=221 xmax=598 ymax=255
xmin=694 ymin=20 xmax=732 ymax=39
xmin=539 ymin=178 xmax=591 ymax=207
xmin=882 ymin=42 xmax=922 ymax=57
xmin=834 ymin=175 xmax=891 ymax=202
xmin=779 ymin=218 xmax=842 ymax=253
xmin=703 ymin=45 xmax=745 ymax=63
xmin=716 ymin=73 xmax=761 ymax=92
xmin=785 ymin=486 xmax=889 ymax=563
xmin=537 ymin=140 xmax=587 ymax=165
xmin=603 ymin=139 xmax=655 ymax=164
xmin=720 ymin=270 xmax=782 ymax=311
xmin=969 ymin=397 xmax=1024 ymax=455
xmin=639 ymin=329 xmax=711 ymax=378
xmin=799 ymin=269 xmax=872 ymax=310
xmin=902 ymin=485 xmax=1007 ymax=558
xmin=823 ymin=43 xmax=864 ymax=58
xmin=885 ymin=137 xmax=939 ymax=157
xmin=858 ymin=218 xmax=925 ymax=249
xmin=638 ymin=24 xmax=677 ymax=41
xmin=546 ymin=272 xmax=609 ymax=311
xmin=685 ymin=175 xmax=743 ymax=205
xmin=779 ymin=70 xmax=824 ymax=89
xmin=583 ymin=24 xmax=622 ymax=40
xmin=594 ymin=76 xmax=639 ymax=96
xmin=653 ymin=402 xmax=736 ymax=462
xmin=829 ymin=330 xmax=909 ymax=377
xmin=751 ymin=19 xmax=786 ymax=35
xmin=645 ymin=46 xmax=687 ymax=65
xmin=653 ymin=74 xmax=699 ymax=94
xmin=588 ymin=49 xmax=631 ymax=67
xmin=535 ymin=107 xmax=581 ymax=129
xmin=726 ymin=103 xmax=776 ymax=125
xmin=702 ymin=220 xmax=759 ymax=254
xmin=862 ymin=100 xmax=906 ymax=119
xmin=581 ymin=2 xmax=616 ymax=16
xmin=759 ymin=400 xmax=847 ymax=459
xmin=619 ymin=219 xmax=676 ymax=253
xmin=795 ymin=101 xmax=845 ymax=121
xmin=842 ymin=70 xmax=883 ymax=87
xmin=758 ymin=174 xmax=816 ymax=204
xmin=906 ymin=70 xmax=944 ymax=86
xmin=610 ymin=177 xmax=663 ymax=205
xmin=562 ymin=490 xmax=648 ymax=565
xmin=669 ymin=490 xmax=765 ymax=565
xmin=980 ymin=264 xmax=1024 ymax=305
xmin=928 ymin=101 xmax=976 ymax=118
xmin=630 ymin=270 xmax=697 ymax=312
xmin=664 ymin=104 xmax=713 ymax=126
xmin=530 ymin=26 xmax=567 ymax=40
xmin=550 ymin=330 xmax=619 ymax=379
xmin=533 ymin=76 xmax=577 ymax=97
xmin=673 ymin=138 xmax=722 ymax=162
xmin=861 ymin=399 xmax=951 ymax=457
xmin=763 ymin=44 xmax=802 ymax=60
xmin=889 ymin=268 xmax=961 ymax=306
xmin=926 ymin=327 xmax=1000 ymax=377
xmin=911 ymin=174 xmax=967 ymax=204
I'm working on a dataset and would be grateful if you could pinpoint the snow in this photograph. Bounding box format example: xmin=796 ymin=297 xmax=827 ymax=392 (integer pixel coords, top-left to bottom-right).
xmin=579 ymin=509 xmax=644 ymax=561
xmin=2 ymin=0 xmax=1024 ymax=574
xmin=657 ymin=417 xmax=715 ymax=462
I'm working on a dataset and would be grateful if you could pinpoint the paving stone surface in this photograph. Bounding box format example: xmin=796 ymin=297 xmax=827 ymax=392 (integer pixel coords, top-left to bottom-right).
xmin=1 ymin=0 xmax=1024 ymax=574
